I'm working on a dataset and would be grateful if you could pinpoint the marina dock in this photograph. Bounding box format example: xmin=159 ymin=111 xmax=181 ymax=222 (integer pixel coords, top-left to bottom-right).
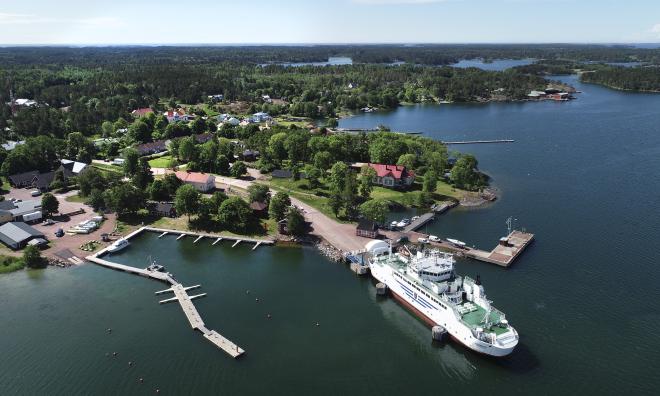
xmin=86 ymin=231 xmax=247 ymax=358
xmin=402 ymin=213 xmax=436 ymax=232
xmin=143 ymin=227 xmax=274 ymax=247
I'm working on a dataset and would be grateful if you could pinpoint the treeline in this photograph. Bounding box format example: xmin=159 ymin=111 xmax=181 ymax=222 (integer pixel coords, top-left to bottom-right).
xmin=1 ymin=61 xmax=549 ymax=136
xmin=580 ymin=66 xmax=660 ymax=92
xmin=1 ymin=45 xmax=659 ymax=67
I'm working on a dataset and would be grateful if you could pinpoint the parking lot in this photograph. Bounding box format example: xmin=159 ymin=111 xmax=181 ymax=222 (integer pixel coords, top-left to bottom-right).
xmin=6 ymin=188 xmax=118 ymax=261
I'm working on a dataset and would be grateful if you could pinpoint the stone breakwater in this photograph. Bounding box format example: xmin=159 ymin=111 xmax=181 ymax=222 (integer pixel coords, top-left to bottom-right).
xmin=316 ymin=241 xmax=344 ymax=262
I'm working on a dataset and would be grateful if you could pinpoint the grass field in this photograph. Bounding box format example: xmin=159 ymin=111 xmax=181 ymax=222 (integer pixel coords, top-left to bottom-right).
xmin=148 ymin=155 xmax=174 ymax=168
xmin=65 ymin=194 xmax=87 ymax=203
xmin=0 ymin=256 xmax=25 ymax=274
xmin=92 ymin=163 xmax=123 ymax=174
xmin=267 ymin=176 xmax=465 ymax=221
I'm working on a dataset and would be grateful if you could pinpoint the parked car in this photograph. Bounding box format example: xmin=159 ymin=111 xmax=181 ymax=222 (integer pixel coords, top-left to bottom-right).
xmin=42 ymin=219 xmax=56 ymax=226
xmin=417 ymin=237 xmax=429 ymax=244
xmin=429 ymin=235 xmax=441 ymax=242
xmin=30 ymin=190 xmax=41 ymax=197
xmin=55 ymin=228 xmax=64 ymax=238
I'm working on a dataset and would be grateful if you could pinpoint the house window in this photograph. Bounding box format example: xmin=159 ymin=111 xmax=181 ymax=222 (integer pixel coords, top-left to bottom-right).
xmin=383 ymin=177 xmax=394 ymax=186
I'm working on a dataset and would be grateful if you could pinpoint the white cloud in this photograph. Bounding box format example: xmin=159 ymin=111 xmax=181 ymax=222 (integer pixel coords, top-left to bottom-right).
xmin=77 ymin=17 xmax=124 ymax=28
xmin=0 ymin=13 xmax=45 ymax=24
xmin=651 ymin=23 xmax=660 ymax=36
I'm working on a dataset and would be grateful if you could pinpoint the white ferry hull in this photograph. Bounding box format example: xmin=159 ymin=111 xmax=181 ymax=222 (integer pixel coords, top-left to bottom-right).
xmin=371 ymin=264 xmax=517 ymax=357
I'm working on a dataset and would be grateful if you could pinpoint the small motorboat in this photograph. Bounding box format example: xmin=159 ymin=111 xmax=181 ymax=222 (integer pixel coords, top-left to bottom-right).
xmin=107 ymin=238 xmax=130 ymax=253
xmin=447 ymin=238 xmax=467 ymax=248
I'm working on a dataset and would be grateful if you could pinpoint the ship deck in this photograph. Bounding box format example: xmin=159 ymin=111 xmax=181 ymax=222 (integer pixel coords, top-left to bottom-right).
xmin=459 ymin=304 xmax=509 ymax=335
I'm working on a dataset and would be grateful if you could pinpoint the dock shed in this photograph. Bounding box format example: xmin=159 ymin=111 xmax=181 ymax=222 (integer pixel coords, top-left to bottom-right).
xmin=0 ymin=222 xmax=46 ymax=250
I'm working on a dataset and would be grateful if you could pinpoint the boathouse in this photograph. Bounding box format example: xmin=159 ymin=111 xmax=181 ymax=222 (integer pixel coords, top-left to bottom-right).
xmin=356 ymin=219 xmax=379 ymax=239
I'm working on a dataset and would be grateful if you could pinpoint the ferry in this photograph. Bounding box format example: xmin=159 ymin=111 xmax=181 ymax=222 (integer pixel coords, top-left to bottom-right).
xmin=366 ymin=241 xmax=519 ymax=357
xmin=107 ymin=238 xmax=130 ymax=253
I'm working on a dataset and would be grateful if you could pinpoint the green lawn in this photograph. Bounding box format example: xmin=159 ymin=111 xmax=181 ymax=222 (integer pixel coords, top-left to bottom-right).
xmin=267 ymin=176 xmax=465 ymax=222
xmin=148 ymin=155 xmax=174 ymax=168
xmin=0 ymin=256 xmax=25 ymax=274
xmin=92 ymin=163 xmax=123 ymax=174
xmin=266 ymin=177 xmax=348 ymax=221
xmin=65 ymin=194 xmax=87 ymax=203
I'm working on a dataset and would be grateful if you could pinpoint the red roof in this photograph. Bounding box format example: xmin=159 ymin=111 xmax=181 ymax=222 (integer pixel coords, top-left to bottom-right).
xmin=174 ymin=171 xmax=214 ymax=184
xmin=368 ymin=163 xmax=414 ymax=180
xmin=131 ymin=108 xmax=153 ymax=116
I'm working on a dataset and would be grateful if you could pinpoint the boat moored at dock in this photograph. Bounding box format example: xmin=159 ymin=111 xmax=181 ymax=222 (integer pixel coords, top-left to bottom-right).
xmin=107 ymin=238 xmax=130 ymax=253
xmin=365 ymin=240 xmax=519 ymax=357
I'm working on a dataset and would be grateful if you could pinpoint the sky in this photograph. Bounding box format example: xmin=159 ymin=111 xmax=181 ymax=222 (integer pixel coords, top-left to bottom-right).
xmin=0 ymin=0 xmax=659 ymax=45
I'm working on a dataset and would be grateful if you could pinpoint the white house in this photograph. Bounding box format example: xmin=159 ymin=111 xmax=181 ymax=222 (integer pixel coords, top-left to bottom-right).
xmin=174 ymin=171 xmax=216 ymax=192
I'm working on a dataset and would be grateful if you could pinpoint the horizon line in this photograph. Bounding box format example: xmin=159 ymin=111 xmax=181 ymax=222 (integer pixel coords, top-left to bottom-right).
xmin=1 ymin=42 xmax=660 ymax=48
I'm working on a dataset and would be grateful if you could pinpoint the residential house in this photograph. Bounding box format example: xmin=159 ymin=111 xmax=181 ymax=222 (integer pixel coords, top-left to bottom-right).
xmin=271 ymin=169 xmax=293 ymax=179
xmin=0 ymin=222 xmax=46 ymax=250
xmin=131 ymin=108 xmax=154 ymax=117
xmin=14 ymin=99 xmax=37 ymax=107
xmin=252 ymin=112 xmax=272 ymax=123
xmin=165 ymin=108 xmax=196 ymax=123
xmin=60 ymin=159 xmax=88 ymax=176
xmin=241 ymin=149 xmax=260 ymax=161
xmin=1 ymin=140 xmax=25 ymax=151
xmin=8 ymin=168 xmax=67 ymax=192
xmin=356 ymin=219 xmax=378 ymax=239
xmin=7 ymin=171 xmax=41 ymax=188
xmin=194 ymin=133 xmax=214 ymax=144
xmin=368 ymin=163 xmax=415 ymax=189
xmin=135 ymin=140 xmax=169 ymax=156
xmin=249 ymin=201 xmax=268 ymax=216
xmin=174 ymin=171 xmax=216 ymax=192
xmin=148 ymin=202 xmax=176 ymax=218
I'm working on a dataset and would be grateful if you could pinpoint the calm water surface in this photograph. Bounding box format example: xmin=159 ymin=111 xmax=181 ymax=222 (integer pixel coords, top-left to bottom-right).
xmin=2 ymin=75 xmax=659 ymax=395
xmin=451 ymin=58 xmax=535 ymax=70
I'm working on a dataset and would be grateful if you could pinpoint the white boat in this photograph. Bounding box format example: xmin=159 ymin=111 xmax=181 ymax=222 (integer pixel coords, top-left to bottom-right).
xmin=390 ymin=221 xmax=399 ymax=228
xmin=107 ymin=238 xmax=130 ymax=253
xmin=447 ymin=238 xmax=467 ymax=248
xmin=366 ymin=241 xmax=519 ymax=357
xmin=396 ymin=218 xmax=410 ymax=228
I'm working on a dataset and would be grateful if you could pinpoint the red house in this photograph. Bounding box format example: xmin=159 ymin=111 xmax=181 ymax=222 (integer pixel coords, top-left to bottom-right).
xmin=368 ymin=163 xmax=415 ymax=189
xmin=131 ymin=108 xmax=154 ymax=117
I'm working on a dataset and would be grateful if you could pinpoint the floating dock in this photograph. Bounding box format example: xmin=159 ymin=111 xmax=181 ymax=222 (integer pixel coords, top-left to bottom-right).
xmin=143 ymin=227 xmax=274 ymax=246
xmin=86 ymin=241 xmax=245 ymax=358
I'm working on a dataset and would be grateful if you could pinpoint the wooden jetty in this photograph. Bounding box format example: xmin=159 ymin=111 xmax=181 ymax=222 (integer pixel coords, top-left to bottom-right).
xmin=143 ymin=227 xmax=274 ymax=246
xmin=443 ymin=139 xmax=514 ymax=145
xmin=403 ymin=213 xmax=436 ymax=233
xmin=86 ymin=251 xmax=245 ymax=358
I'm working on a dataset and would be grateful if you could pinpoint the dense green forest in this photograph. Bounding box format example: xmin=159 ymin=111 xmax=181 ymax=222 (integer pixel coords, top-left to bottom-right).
xmin=1 ymin=44 xmax=659 ymax=66
xmin=2 ymin=45 xmax=660 ymax=138
xmin=0 ymin=62 xmax=549 ymax=136
xmin=580 ymin=66 xmax=660 ymax=92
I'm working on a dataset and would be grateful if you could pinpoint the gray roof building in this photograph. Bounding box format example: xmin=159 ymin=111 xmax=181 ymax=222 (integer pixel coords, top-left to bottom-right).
xmin=0 ymin=222 xmax=46 ymax=250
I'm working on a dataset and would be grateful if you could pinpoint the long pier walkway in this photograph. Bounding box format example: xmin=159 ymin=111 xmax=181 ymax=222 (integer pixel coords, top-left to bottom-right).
xmin=86 ymin=252 xmax=244 ymax=358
